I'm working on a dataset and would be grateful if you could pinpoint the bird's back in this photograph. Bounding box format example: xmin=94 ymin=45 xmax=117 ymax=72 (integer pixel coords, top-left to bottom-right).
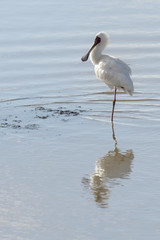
xmin=95 ymin=55 xmax=134 ymax=95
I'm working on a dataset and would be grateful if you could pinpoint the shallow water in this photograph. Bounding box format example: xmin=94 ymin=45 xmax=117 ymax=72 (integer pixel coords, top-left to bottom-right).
xmin=1 ymin=0 xmax=160 ymax=239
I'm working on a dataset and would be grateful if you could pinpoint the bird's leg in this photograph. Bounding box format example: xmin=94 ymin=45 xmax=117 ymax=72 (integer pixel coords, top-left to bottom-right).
xmin=111 ymin=87 xmax=117 ymax=122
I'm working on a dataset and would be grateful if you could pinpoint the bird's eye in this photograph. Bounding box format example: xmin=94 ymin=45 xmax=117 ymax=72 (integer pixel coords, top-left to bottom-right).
xmin=95 ymin=36 xmax=101 ymax=44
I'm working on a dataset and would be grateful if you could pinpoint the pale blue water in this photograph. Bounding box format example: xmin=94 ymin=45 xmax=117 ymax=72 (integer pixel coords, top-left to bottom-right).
xmin=1 ymin=0 xmax=160 ymax=239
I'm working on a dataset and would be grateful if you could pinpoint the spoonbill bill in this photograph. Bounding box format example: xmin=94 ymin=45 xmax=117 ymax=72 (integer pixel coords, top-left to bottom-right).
xmin=81 ymin=32 xmax=134 ymax=121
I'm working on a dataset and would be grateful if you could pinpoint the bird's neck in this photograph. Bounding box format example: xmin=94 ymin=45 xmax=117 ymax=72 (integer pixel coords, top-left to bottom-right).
xmin=90 ymin=46 xmax=103 ymax=65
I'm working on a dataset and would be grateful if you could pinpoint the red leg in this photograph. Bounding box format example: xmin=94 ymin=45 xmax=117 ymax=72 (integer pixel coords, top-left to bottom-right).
xmin=111 ymin=88 xmax=117 ymax=122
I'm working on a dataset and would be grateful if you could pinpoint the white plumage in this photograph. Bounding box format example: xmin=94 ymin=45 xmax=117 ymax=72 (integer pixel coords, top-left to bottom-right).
xmin=81 ymin=32 xmax=134 ymax=121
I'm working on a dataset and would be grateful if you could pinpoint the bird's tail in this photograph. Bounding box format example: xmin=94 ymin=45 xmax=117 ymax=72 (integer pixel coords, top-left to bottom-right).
xmin=127 ymin=89 xmax=133 ymax=96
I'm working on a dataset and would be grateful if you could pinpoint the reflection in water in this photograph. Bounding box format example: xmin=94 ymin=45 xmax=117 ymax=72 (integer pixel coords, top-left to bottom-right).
xmin=82 ymin=122 xmax=134 ymax=208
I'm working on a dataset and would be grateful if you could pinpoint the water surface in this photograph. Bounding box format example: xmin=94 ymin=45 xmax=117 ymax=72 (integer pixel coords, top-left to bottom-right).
xmin=1 ymin=0 xmax=160 ymax=239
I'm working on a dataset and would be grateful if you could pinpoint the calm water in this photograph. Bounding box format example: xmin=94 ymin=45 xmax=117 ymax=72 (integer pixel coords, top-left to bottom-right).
xmin=1 ymin=0 xmax=160 ymax=239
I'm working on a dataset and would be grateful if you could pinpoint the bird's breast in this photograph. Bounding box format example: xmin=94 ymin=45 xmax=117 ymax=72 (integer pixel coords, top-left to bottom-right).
xmin=95 ymin=63 xmax=111 ymax=82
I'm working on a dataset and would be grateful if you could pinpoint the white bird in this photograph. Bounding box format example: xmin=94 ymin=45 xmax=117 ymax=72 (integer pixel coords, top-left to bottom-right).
xmin=81 ymin=32 xmax=134 ymax=121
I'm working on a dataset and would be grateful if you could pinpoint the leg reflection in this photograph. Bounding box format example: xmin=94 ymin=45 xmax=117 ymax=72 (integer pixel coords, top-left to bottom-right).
xmin=111 ymin=121 xmax=117 ymax=148
xmin=82 ymin=123 xmax=134 ymax=208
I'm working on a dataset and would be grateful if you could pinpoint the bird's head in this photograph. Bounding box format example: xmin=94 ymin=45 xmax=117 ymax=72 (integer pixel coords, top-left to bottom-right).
xmin=81 ymin=32 xmax=109 ymax=62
